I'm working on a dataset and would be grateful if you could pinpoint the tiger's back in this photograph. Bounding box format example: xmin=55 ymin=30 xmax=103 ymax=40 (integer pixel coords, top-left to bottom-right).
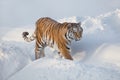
xmin=36 ymin=17 xmax=70 ymax=50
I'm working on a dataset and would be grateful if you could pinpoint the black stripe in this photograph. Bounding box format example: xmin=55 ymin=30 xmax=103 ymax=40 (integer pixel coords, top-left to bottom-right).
xmin=66 ymin=46 xmax=70 ymax=50
xmin=65 ymin=33 xmax=68 ymax=39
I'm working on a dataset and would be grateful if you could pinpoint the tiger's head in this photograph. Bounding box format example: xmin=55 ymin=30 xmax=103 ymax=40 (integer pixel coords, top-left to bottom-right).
xmin=66 ymin=22 xmax=83 ymax=41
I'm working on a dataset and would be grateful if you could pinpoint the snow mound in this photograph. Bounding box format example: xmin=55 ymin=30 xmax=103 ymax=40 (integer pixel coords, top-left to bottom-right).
xmin=0 ymin=41 xmax=33 ymax=80
xmin=8 ymin=58 xmax=120 ymax=80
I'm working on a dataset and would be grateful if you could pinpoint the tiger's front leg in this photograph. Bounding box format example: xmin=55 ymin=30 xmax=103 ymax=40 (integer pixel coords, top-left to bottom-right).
xmin=35 ymin=41 xmax=45 ymax=59
xmin=59 ymin=48 xmax=73 ymax=60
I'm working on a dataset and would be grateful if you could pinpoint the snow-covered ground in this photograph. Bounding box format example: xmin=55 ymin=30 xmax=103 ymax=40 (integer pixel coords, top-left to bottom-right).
xmin=8 ymin=58 xmax=120 ymax=80
xmin=0 ymin=9 xmax=120 ymax=80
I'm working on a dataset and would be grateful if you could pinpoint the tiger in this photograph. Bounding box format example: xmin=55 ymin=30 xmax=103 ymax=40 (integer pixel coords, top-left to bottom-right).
xmin=22 ymin=17 xmax=83 ymax=60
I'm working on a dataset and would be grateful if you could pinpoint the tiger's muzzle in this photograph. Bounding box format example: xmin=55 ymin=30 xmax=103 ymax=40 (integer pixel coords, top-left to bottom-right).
xmin=75 ymin=37 xmax=82 ymax=41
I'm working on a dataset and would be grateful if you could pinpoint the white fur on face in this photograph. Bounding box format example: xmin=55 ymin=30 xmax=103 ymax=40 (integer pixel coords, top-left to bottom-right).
xmin=73 ymin=27 xmax=78 ymax=32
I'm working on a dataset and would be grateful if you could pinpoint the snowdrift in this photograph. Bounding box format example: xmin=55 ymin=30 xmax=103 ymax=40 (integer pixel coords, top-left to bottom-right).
xmin=0 ymin=9 xmax=120 ymax=80
xmin=8 ymin=58 xmax=120 ymax=80
xmin=0 ymin=41 xmax=33 ymax=80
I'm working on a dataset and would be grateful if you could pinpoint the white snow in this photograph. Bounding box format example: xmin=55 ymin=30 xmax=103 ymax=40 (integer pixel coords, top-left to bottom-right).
xmin=0 ymin=9 xmax=120 ymax=80
xmin=8 ymin=58 xmax=120 ymax=80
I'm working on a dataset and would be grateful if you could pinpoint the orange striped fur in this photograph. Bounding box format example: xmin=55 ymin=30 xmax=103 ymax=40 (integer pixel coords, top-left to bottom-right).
xmin=22 ymin=17 xmax=83 ymax=60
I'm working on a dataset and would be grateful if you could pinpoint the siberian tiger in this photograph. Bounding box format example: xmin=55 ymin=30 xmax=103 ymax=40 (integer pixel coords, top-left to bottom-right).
xmin=22 ymin=17 xmax=83 ymax=60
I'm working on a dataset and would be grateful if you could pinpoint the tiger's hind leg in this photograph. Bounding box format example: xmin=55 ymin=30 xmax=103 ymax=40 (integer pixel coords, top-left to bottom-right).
xmin=35 ymin=41 xmax=45 ymax=59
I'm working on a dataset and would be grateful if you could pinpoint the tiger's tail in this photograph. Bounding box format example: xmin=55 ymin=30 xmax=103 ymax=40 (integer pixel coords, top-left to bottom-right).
xmin=22 ymin=32 xmax=36 ymax=42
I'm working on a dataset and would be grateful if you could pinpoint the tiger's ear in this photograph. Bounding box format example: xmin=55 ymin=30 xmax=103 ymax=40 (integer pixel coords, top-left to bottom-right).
xmin=67 ymin=23 xmax=72 ymax=29
xmin=77 ymin=22 xmax=81 ymax=26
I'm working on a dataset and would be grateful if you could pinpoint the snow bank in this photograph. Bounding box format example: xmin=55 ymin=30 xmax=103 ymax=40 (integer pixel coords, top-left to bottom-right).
xmin=0 ymin=9 xmax=120 ymax=80
xmin=0 ymin=41 xmax=33 ymax=80
xmin=89 ymin=43 xmax=120 ymax=67
xmin=78 ymin=9 xmax=120 ymax=67
xmin=8 ymin=58 xmax=120 ymax=80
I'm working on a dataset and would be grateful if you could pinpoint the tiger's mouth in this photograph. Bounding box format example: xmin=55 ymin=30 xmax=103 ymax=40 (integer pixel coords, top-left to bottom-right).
xmin=75 ymin=38 xmax=81 ymax=41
